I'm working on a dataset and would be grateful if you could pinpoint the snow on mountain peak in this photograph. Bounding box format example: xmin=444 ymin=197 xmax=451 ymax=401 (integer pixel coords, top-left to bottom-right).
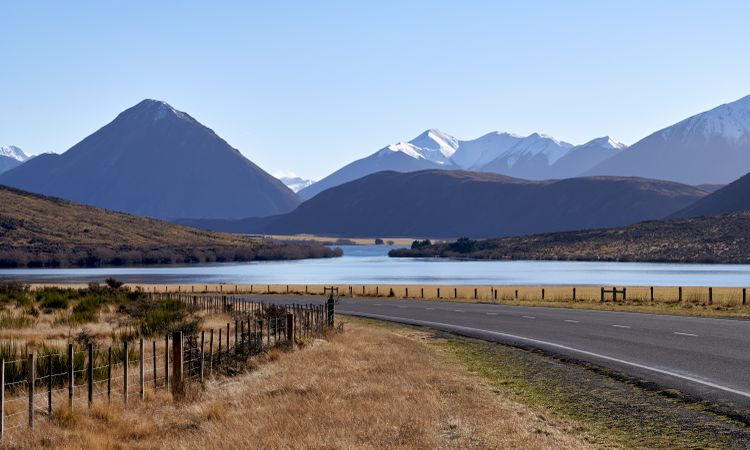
xmin=660 ymin=94 xmax=750 ymax=143
xmin=503 ymin=133 xmax=574 ymax=166
xmin=378 ymin=129 xmax=458 ymax=166
xmin=0 ymin=145 xmax=30 ymax=162
xmin=582 ymin=136 xmax=627 ymax=150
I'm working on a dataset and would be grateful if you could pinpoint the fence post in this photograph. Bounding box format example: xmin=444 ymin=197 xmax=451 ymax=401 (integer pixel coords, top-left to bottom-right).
xmin=87 ymin=343 xmax=93 ymax=407
xmin=286 ymin=314 xmax=294 ymax=347
xmin=164 ymin=335 xmax=169 ymax=390
xmin=541 ymin=288 xmax=545 ymax=300
xmin=650 ymin=286 xmax=654 ymax=303
xmin=572 ymin=287 xmax=576 ymax=301
xmin=67 ymin=343 xmax=74 ymax=410
xmin=744 ymin=288 xmax=747 ymax=306
xmin=678 ymin=286 xmax=682 ymax=303
xmin=209 ymin=330 xmax=214 ymax=376
xmin=107 ymin=347 xmax=112 ymax=402
xmin=217 ymin=328 xmax=222 ymax=365
xmin=123 ymin=341 xmax=128 ymax=404
xmin=600 ymin=287 xmax=604 ymax=302
xmin=152 ymin=341 xmax=157 ymax=389
xmin=28 ymin=353 xmax=34 ymax=429
xmin=199 ymin=331 xmax=205 ymax=385
xmin=708 ymin=287 xmax=713 ymax=305
xmin=0 ymin=359 xmax=4 ymax=441
xmin=139 ymin=339 xmax=145 ymax=401
xmin=171 ymin=332 xmax=183 ymax=398
xmin=47 ymin=354 xmax=52 ymax=415
xmin=623 ymin=287 xmax=627 ymax=301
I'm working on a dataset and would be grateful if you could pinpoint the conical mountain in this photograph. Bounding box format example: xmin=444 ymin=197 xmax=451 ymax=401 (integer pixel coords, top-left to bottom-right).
xmin=0 ymin=100 xmax=300 ymax=220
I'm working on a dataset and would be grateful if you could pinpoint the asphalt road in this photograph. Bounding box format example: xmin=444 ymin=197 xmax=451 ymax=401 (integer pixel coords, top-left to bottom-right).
xmin=255 ymin=296 xmax=750 ymax=409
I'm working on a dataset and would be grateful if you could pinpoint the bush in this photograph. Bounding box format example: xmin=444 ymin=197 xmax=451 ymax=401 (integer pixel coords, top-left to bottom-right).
xmin=411 ymin=239 xmax=432 ymax=249
xmin=105 ymin=278 xmax=124 ymax=290
xmin=448 ymin=237 xmax=478 ymax=253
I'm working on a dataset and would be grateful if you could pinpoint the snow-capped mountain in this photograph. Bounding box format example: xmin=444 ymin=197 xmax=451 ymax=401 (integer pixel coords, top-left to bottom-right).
xmin=587 ymin=95 xmax=750 ymax=184
xmin=476 ymin=133 xmax=574 ymax=179
xmin=278 ymin=175 xmax=315 ymax=193
xmin=0 ymin=145 xmax=30 ymax=162
xmin=298 ymin=129 xmax=458 ymax=199
xmin=548 ymin=136 xmax=626 ymax=179
xmin=450 ymin=132 xmax=524 ymax=169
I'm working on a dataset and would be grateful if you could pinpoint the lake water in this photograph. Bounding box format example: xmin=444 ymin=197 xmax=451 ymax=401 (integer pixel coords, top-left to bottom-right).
xmin=1 ymin=245 xmax=750 ymax=286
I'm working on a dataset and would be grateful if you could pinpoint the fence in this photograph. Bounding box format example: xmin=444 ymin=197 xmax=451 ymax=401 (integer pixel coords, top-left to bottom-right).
xmin=0 ymin=299 xmax=328 ymax=442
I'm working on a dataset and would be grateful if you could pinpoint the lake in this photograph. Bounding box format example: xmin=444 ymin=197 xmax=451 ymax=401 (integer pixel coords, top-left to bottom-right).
xmin=1 ymin=245 xmax=750 ymax=286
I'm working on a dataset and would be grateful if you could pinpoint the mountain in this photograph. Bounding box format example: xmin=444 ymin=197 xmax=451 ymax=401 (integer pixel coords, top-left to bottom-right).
xmin=298 ymin=129 xmax=458 ymax=199
xmin=547 ymin=137 xmax=626 ymax=179
xmin=671 ymin=171 xmax=750 ymax=218
xmin=0 ymin=145 xmax=30 ymax=162
xmin=586 ymin=95 xmax=750 ymax=184
xmin=475 ymin=133 xmax=574 ymax=179
xmin=450 ymin=132 xmax=524 ymax=169
xmin=278 ymin=176 xmax=315 ymax=193
xmin=388 ymin=211 xmax=750 ymax=264
xmin=0 ymin=100 xmax=301 ymax=220
xmin=193 ymin=170 xmax=706 ymax=239
xmin=0 ymin=185 xmax=338 ymax=268
xmin=0 ymin=146 xmax=31 ymax=174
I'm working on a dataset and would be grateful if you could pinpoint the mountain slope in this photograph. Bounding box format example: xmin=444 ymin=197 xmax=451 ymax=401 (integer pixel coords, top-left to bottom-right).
xmin=298 ymin=129 xmax=456 ymax=199
xmin=450 ymin=132 xmax=523 ymax=169
xmin=547 ymin=137 xmax=625 ymax=179
xmin=0 ymin=100 xmax=300 ymax=220
xmin=586 ymin=95 xmax=750 ymax=184
xmin=388 ymin=211 xmax=750 ymax=264
xmin=473 ymin=133 xmax=574 ymax=179
xmin=0 ymin=185 xmax=338 ymax=268
xmin=0 ymin=145 xmax=30 ymax=162
xmin=208 ymin=170 xmax=706 ymax=238
xmin=671 ymin=171 xmax=750 ymax=218
xmin=0 ymin=156 xmax=21 ymax=174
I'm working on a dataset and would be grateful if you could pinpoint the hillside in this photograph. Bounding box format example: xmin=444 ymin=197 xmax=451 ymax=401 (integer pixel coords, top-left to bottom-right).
xmin=0 ymin=100 xmax=300 ymax=220
xmin=388 ymin=211 xmax=750 ymax=264
xmin=0 ymin=185 xmax=339 ymax=268
xmin=672 ymin=172 xmax=750 ymax=218
xmin=189 ymin=170 xmax=706 ymax=239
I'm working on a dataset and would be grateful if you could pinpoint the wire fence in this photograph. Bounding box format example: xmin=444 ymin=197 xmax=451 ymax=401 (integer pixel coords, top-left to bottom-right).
xmin=0 ymin=299 xmax=329 ymax=442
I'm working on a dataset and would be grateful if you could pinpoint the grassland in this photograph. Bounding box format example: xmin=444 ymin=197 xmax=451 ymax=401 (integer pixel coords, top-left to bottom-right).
xmin=389 ymin=211 xmax=750 ymax=263
xmin=265 ymin=234 xmax=418 ymax=246
xmin=67 ymin=283 xmax=750 ymax=319
xmin=0 ymin=185 xmax=340 ymax=268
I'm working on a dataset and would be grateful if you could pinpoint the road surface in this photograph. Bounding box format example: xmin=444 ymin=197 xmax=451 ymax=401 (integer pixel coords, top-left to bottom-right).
xmin=254 ymin=296 xmax=750 ymax=409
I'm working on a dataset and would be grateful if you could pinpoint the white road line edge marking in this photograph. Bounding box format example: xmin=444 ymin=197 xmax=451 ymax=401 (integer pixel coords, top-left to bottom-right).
xmin=612 ymin=325 xmax=631 ymax=329
xmin=339 ymin=311 xmax=750 ymax=400
xmin=522 ymin=316 xmax=536 ymax=319
xmin=455 ymin=309 xmax=464 ymax=312
xmin=425 ymin=308 xmax=435 ymax=310
xmin=486 ymin=312 xmax=498 ymax=316
xmin=564 ymin=320 xmax=580 ymax=323
xmin=674 ymin=332 xmax=699 ymax=337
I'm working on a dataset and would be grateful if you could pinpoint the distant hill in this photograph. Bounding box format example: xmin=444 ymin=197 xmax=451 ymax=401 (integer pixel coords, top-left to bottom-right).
xmin=0 ymin=185 xmax=339 ymax=268
xmin=190 ymin=170 xmax=706 ymax=239
xmin=388 ymin=211 xmax=750 ymax=264
xmin=0 ymin=156 xmax=21 ymax=174
xmin=0 ymin=145 xmax=30 ymax=174
xmin=671 ymin=172 xmax=750 ymax=218
xmin=586 ymin=95 xmax=750 ymax=185
xmin=0 ymin=100 xmax=300 ymax=220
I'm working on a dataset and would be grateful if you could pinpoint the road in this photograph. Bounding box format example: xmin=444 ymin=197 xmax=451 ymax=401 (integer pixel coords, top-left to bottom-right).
xmin=254 ymin=295 xmax=750 ymax=409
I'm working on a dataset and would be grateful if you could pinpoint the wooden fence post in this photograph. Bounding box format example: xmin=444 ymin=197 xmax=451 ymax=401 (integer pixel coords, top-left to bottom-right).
xmin=286 ymin=314 xmax=294 ymax=347
xmin=107 ymin=347 xmax=112 ymax=402
xmin=67 ymin=343 xmax=74 ymax=410
xmin=164 ymin=335 xmax=169 ymax=390
xmin=708 ymin=287 xmax=713 ymax=305
xmin=572 ymin=287 xmax=576 ymax=301
xmin=600 ymin=287 xmax=604 ymax=302
xmin=171 ymin=332 xmax=183 ymax=398
xmin=47 ymin=355 xmax=52 ymax=415
xmin=123 ymin=341 xmax=129 ymax=404
xmin=87 ymin=343 xmax=93 ymax=407
xmin=650 ymin=286 xmax=654 ymax=303
xmin=0 ymin=359 xmax=4 ymax=441
xmin=139 ymin=339 xmax=145 ymax=400
xmin=209 ymin=329 xmax=214 ymax=376
xmin=743 ymin=288 xmax=747 ymax=306
xmin=199 ymin=331 xmax=205 ymax=385
xmin=541 ymin=288 xmax=545 ymax=300
xmin=678 ymin=286 xmax=682 ymax=303
xmin=152 ymin=341 xmax=157 ymax=389
xmin=28 ymin=353 xmax=34 ymax=429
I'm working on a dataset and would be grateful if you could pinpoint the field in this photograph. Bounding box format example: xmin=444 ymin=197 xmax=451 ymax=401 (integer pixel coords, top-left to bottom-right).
xmin=265 ymin=234 xmax=418 ymax=246
xmin=43 ymin=283 xmax=750 ymax=318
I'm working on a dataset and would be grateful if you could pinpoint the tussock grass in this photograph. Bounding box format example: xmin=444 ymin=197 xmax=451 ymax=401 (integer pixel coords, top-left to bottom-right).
xmin=8 ymin=321 xmax=583 ymax=449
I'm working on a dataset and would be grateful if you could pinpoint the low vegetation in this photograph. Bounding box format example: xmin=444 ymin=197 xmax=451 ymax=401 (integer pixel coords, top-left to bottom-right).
xmin=389 ymin=211 xmax=750 ymax=263
xmin=0 ymin=185 xmax=341 ymax=268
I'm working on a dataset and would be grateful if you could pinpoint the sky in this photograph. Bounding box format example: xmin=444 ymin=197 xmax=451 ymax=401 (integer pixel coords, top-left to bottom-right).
xmin=2 ymin=1 xmax=750 ymax=180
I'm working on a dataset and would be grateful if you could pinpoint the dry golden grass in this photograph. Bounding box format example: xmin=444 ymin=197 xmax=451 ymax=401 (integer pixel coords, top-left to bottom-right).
xmin=8 ymin=321 xmax=584 ymax=449
xmin=266 ymin=234 xmax=419 ymax=246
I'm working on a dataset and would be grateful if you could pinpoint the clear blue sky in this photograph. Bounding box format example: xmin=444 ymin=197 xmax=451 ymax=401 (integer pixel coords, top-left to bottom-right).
xmin=2 ymin=1 xmax=749 ymax=180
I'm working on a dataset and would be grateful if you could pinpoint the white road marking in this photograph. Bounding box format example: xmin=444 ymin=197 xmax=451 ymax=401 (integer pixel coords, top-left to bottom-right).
xmin=612 ymin=325 xmax=631 ymax=329
xmin=674 ymin=332 xmax=699 ymax=337
xmin=455 ymin=309 xmax=464 ymax=312
xmin=398 ymin=306 xmax=408 ymax=308
xmin=341 ymin=311 xmax=750 ymax=401
xmin=486 ymin=312 xmax=498 ymax=316
xmin=426 ymin=307 xmax=435 ymax=310
xmin=564 ymin=320 xmax=580 ymax=323
xmin=373 ymin=304 xmax=381 ymax=306
xmin=522 ymin=316 xmax=536 ymax=319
